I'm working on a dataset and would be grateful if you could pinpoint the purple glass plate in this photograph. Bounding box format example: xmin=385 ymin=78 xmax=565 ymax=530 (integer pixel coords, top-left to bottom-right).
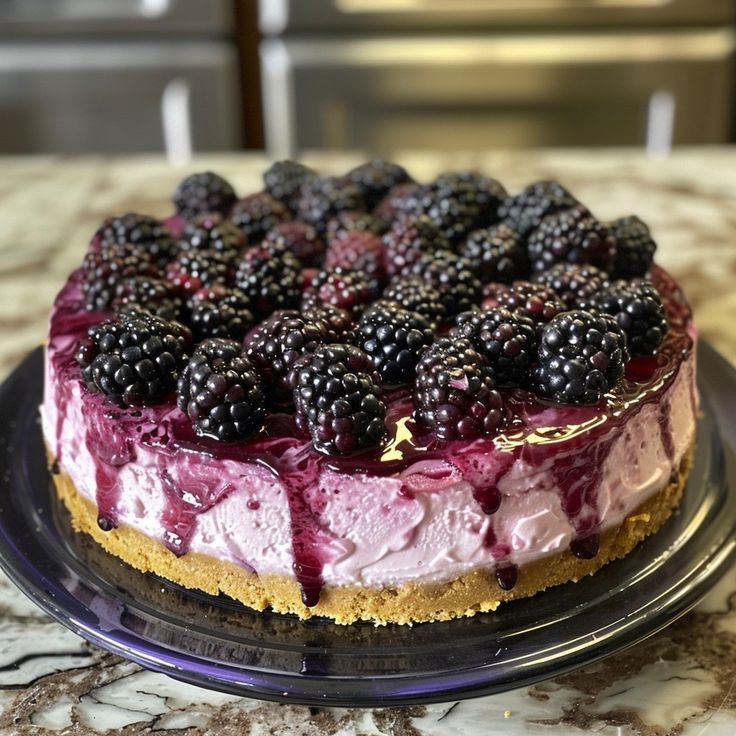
xmin=0 ymin=343 xmax=734 ymax=707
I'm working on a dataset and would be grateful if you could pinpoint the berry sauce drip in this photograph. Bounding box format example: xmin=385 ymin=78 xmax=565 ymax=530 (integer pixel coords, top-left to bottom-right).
xmin=47 ymin=263 xmax=693 ymax=601
xmin=658 ymin=396 xmax=675 ymax=462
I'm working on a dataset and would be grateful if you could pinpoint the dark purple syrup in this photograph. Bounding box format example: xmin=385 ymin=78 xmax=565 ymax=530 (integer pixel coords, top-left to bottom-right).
xmin=495 ymin=563 xmax=519 ymax=591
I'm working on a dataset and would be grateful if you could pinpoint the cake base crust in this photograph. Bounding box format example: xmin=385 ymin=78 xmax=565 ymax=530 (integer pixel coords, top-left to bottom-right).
xmin=51 ymin=444 xmax=693 ymax=625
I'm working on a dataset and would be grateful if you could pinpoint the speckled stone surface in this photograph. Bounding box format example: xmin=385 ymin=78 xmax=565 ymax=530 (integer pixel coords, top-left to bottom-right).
xmin=0 ymin=149 xmax=735 ymax=735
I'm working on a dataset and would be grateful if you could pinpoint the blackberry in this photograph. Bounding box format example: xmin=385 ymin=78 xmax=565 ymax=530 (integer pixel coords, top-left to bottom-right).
xmin=188 ymin=285 xmax=255 ymax=343
xmin=304 ymin=267 xmax=380 ymax=317
xmin=610 ymin=216 xmax=657 ymax=279
xmin=381 ymin=276 xmax=447 ymax=325
xmin=234 ymin=243 xmax=302 ymax=318
xmin=453 ymin=308 xmax=537 ymax=387
xmin=76 ymin=312 xmax=191 ymax=406
xmin=534 ymin=262 xmax=609 ymax=308
xmin=301 ymin=301 xmax=356 ymax=342
xmin=244 ymin=310 xmax=331 ymax=405
xmin=230 ymin=191 xmax=292 ymax=244
xmin=346 ymin=159 xmax=413 ymax=209
xmin=383 ymin=214 xmax=450 ymax=278
xmin=177 ymin=339 xmax=265 ymax=441
xmin=373 ymin=181 xmax=420 ymax=222
xmin=263 ymin=160 xmax=317 ymax=210
xmin=165 ymin=248 xmax=232 ymax=295
xmin=498 ymin=180 xmax=579 ymax=237
xmin=409 ymin=251 xmax=482 ymax=317
xmin=434 ymin=171 xmax=507 ymax=227
xmin=460 ymin=222 xmax=528 ymax=284
xmin=326 ymin=210 xmax=388 ymax=244
xmin=293 ymin=343 xmax=389 ymax=455
xmin=112 ymin=276 xmax=183 ymax=321
xmin=325 ymin=230 xmax=387 ymax=281
xmin=81 ymin=243 xmax=159 ymax=312
xmin=481 ymin=280 xmax=565 ymax=325
xmin=357 ymin=303 xmax=434 ymax=386
xmin=263 ymin=221 xmax=325 ymax=267
xmin=527 ymin=205 xmax=616 ymax=274
xmin=413 ymin=337 xmax=504 ymax=441
xmin=172 ymin=171 xmax=237 ymax=220
xmin=296 ymin=176 xmax=365 ymax=234
xmin=592 ymin=280 xmax=667 ymax=356
xmin=534 ymin=310 xmax=629 ymax=404
xmin=180 ymin=213 xmax=246 ymax=254
xmin=93 ymin=212 xmax=175 ymax=266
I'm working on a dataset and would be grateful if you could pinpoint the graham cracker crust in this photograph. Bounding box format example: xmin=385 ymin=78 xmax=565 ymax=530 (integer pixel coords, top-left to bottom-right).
xmin=51 ymin=444 xmax=693 ymax=625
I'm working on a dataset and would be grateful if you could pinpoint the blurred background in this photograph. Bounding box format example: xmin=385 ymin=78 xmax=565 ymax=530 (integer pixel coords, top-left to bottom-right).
xmin=0 ymin=0 xmax=734 ymax=161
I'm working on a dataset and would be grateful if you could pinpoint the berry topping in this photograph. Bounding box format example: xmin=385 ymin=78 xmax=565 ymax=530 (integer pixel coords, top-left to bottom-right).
xmin=610 ymin=215 xmax=657 ymax=279
xmin=263 ymin=221 xmax=325 ymax=267
xmin=296 ymin=176 xmax=365 ymax=234
xmin=453 ymin=308 xmax=537 ymax=387
xmin=234 ymin=243 xmax=302 ymax=318
xmin=188 ymin=285 xmax=255 ymax=343
xmin=481 ymin=280 xmax=565 ymax=325
xmin=527 ymin=205 xmax=616 ymax=274
xmin=534 ymin=310 xmax=629 ymax=404
xmin=460 ymin=222 xmax=528 ymax=284
xmin=345 ymin=159 xmax=413 ymax=209
xmin=179 ymin=213 xmax=246 ymax=254
xmin=230 ymin=191 xmax=292 ymax=244
xmin=177 ymin=338 xmax=265 ymax=441
xmin=304 ymin=267 xmax=380 ymax=316
xmin=498 ymin=180 xmax=579 ymax=237
xmin=76 ymin=312 xmax=191 ymax=406
xmin=263 ymin=160 xmax=317 ymax=210
xmin=293 ymin=344 xmax=389 ymax=455
xmin=381 ymin=276 xmax=448 ymax=326
xmin=592 ymin=280 xmax=668 ymax=356
xmin=326 ymin=210 xmax=388 ymax=244
xmin=383 ymin=214 xmax=450 ymax=278
xmin=172 ymin=171 xmax=237 ymax=220
xmin=356 ymin=303 xmax=434 ymax=386
xmin=409 ymin=251 xmax=482 ymax=317
xmin=165 ymin=248 xmax=232 ymax=295
xmin=533 ymin=262 xmax=609 ymax=308
xmin=325 ymin=230 xmax=387 ymax=281
xmin=113 ymin=276 xmax=183 ymax=321
xmin=413 ymin=337 xmax=504 ymax=441
xmin=93 ymin=213 xmax=175 ymax=266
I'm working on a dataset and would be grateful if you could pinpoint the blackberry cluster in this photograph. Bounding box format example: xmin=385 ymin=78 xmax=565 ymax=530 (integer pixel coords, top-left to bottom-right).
xmin=481 ymin=280 xmax=565 ymax=325
xmin=373 ymin=181 xmax=419 ymax=222
xmin=325 ymin=230 xmax=386 ymax=281
xmin=534 ymin=310 xmax=629 ymax=404
xmin=76 ymin=312 xmax=191 ymax=406
xmin=434 ymin=171 xmax=507 ymax=227
xmin=610 ymin=216 xmax=657 ymax=279
xmin=304 ymin=267 xmax=380 ymax=316
xmin=381 ymin=275 xmax=448 ymax=326
xmin=534 ymin=262 xmax=609 ymax=308
xmin=357 ymin=303 xmax=434 ymax=386
xmin=263 ymin=221 xmax=325 ymax=267
xmin=527 ymin=205 xmax=616 ymax=274
xmin=230 ymin=192 xmax=292 ymax=244
xmin=326 ymin=210 xmax=388 ymax=244
xmin=460 ymin=222 xmax=528 ymax=284
xmin=293 ymin=344 xmax=389 ymax=455
xmin=172 ymin=171 xmax=237 ymax=220
xmin=177 ymin=338 xmax=265 ymax=441
xmin=409 ymin=251 xmax=482 ymax=316
xmin=592 ymin=280 xmax=667 ymax=356
xmin=262 ymin=160 xmax=317 ymax=210
xmin=498 ymin=180 xmax=578 ymax=237
xmin=234 ymin=243 xmax=301 ymax=317
xmin=165 ymin=248 xmax=232 ymax=294
xmin=93 ymin=213 xmax=174 ymax=266
xmin=301 ymin=301 xmax=355 ymax=342
xmin=296 ymin=176 xmax=365 ymax=233
xmin=413 ymin=337 xmax=504 ymax=441
xmin=346 ymin=159 xmax=413 ymax=209
xmin=113 ymin=276 xmax=183 ymax=321
xmin=188 ymin=285 xmax=255 ymax=343
xmin=180 ymin=213 xmax=246 ymax=254
xmin=383 ymin=214 xmax=450 ymax=278
xmin=244 ymin=310 xmax=331 ymax=405
xmin=453 ymin=308 xmax=537 ymax=387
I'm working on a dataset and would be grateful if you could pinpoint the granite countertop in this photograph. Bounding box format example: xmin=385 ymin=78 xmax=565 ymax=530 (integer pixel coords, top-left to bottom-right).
xmin=0 ymin=149 xmax=735 ymax=735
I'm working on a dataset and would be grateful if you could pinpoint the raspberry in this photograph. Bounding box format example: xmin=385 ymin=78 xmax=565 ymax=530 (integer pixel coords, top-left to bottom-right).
xmin=112 ymin=276 xmax=183 ymax=321
xmin=180 ymin=213 xmax=246 ymax=254
xmin=296 ymin=176 xmax=365 ymax=234
xmin=188 ymin=285 xmax=255 ymax=343
xmin=434 ymin=171 xmax=507 ymax=227
xmin=453 ymin=308 xmax=537 ymax=387
xmin=413 ymin=337 xmax=504 ymax=441
xmin=373 ymin=181 xmax=420 ymax=222
xmin=76 ymin=312 xmax=191 ymax=406
xmin=263 ymin=160 xmax=317 ymax=210
xmin=230 ymin=191 xmax=292 ymax=244
xmin=345 ymin=159 xmax=413 ymax=209
xmin=325 ymin=230 xmax=387 ymax=281
xmin=396 ymin=184 xmax=478 ymax=244
xmin=165 ymin=248 xmax=232 ymax=295
xmin=534 ymin=310 xmax=629 ymax=404
xmin=304 ymin=267 xmax=380 ymax=316
xmin=293 ymin=344 xmax=389 ymax=455
xmin=263 ymin=221 xmax=325 ymax=267
xmin=498 ymin=180 xmax=579 ymax=237
xmin=177 ymin=338 xmax=265 ymax=441
xmin=481 ymin=280 xmax=565 ymax=325
xmin=610 ymin=216 xmax=657 ymax=279
xmin=460 ymin=222 xmax=528 ymax=284
xmin=383 ymin=214 xmax=450 ymax=278
xmin=381 ymin=276 xmax=448 ymax=326
xmin=326 ymin=210 xmax=388 ymax=244
xmin=172 ymin=171 xmax=237 ymax=220
xmin=534 ymin=262 xmax=609 ymax=308
xmin=93 ymin=212 xmax=175 ymax=266
xmin=527 ymin=205 xmax=616 ymax=274
xmin=357 ymin=303 xmax=434 ymax=386
xmin=409 ymin=251 xmax=482 ymax=316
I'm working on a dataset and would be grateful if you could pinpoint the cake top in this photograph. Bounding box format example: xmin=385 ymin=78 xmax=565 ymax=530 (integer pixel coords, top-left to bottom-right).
xmin=68 ymin=160 xmax=678 ymax=458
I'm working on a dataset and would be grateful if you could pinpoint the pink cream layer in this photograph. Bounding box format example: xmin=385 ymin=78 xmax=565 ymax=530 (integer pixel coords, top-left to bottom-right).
xmin=41 ymin=266 xmax=697 ymax=606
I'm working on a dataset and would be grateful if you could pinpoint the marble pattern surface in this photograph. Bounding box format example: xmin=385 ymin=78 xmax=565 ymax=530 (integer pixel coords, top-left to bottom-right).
xmin=0 ymin=149 xmax=735 ymax=735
